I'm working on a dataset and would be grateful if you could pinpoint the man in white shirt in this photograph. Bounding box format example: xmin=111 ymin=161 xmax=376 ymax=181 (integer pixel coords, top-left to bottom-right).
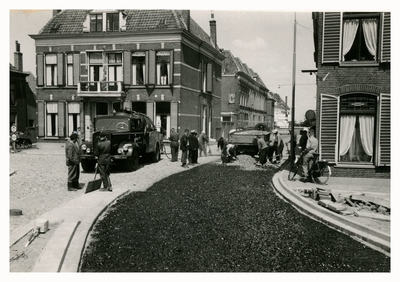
xmin=302 ymin=128 xmax=319 ymax=179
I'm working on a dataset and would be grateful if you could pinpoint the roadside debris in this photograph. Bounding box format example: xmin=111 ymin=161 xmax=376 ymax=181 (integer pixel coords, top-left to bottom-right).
xmin=296 ymin=187 xmax=390 ymax=220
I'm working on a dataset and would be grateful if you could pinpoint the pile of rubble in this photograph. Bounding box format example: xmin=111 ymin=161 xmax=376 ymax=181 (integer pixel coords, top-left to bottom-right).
xmin=298 ymin=187 xmax=390 ymax=221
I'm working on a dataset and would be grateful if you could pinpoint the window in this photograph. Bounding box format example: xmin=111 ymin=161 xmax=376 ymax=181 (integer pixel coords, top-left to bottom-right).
xmin=66 ymin=54 xmax=74 ymax=86
xmin=113 ymin=102 xmax=121 ymax=113
xmin=45 ymin=54 xmax=57 ymax=86
xmin=90 ymin=14 xmax=103 ymax=32
xmin=89 ymin=52 xmax=103 ymax=91
xmin=46 ymin=102 xmax=58 ymax=136
xmin=132 ymin=52 xmax=146 ymax=85
xmin=10 ymin=83 xmax=16 ymax=106
xmin=156 ymin=51 xmax=170 ymax=85
xmin=107 ymin=53 xmax=122 ymax=90
xmin=68 ymin=102 xmax=80 ymax=135
xmin=342 ymin=13 xmax=379 ymax=62
xmin=107 ymin=13 xmax=119 ymax=31
xmin=339 ymin=94 xmax=377 ymax=163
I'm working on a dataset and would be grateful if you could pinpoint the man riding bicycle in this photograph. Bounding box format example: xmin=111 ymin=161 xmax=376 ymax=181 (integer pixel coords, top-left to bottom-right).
xmin=302 ymin=127 xmax=318 ymax=181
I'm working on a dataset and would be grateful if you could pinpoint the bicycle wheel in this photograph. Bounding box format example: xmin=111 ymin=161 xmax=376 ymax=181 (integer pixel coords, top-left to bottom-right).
xmin=288 ymin=162 xmax=300 ymax=181
xmin=310 ymin=163 xmax=331 ymax=185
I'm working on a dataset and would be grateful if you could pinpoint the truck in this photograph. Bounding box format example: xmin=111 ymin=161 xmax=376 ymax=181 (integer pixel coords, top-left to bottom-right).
xmin=228 ymin=123 xmax=270 ymax=156
xmin=80 ymin=110 xmax=164 ymax=172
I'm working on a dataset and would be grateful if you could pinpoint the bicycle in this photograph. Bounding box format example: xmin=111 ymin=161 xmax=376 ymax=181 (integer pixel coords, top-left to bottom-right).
xmin=288 ymin=151 xmax=331 ymax=184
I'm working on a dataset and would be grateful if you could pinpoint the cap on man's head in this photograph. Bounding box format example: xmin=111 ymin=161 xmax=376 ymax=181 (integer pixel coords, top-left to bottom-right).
xmin=70 ymin=133 xmax=78 ymax=141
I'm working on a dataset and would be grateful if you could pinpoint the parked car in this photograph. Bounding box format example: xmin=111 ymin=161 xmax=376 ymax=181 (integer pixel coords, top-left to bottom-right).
xmin=80 ymin=110 xmax=163 ymax=172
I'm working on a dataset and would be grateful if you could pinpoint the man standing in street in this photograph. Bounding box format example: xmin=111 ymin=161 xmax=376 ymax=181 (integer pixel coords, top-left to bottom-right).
xmin=302 ymin=128 xmax=319 ymax=181
xmin=169 ymin=128 xmax=180 ymax=162
xmin=256 ymin=135 xmax=268 ymax=166
xmin=65 ymin=132 xmax=81 ymax=191
xmin=94 ymin=132 xmax=112 ymax=192
xmin=188 ymin=130 xmax=199 ymax=165
xmin=180 ymin=129 xmax=190 ymax=168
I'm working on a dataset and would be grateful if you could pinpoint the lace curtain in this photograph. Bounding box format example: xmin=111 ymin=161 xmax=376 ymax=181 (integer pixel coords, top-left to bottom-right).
xmin=359 ymin=115 xmax=374 ymax=156
xmin=342 ymin=19 xmax=359 ymax=61
xmin=339 ymin=115 xmax=356 ymax=156
xmin=362 ymin=18 xmax=378 ymax=59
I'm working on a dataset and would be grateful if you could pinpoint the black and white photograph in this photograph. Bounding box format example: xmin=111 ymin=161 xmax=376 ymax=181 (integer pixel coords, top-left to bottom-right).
xmin=6 ymin=1 xmax=396 ymax=279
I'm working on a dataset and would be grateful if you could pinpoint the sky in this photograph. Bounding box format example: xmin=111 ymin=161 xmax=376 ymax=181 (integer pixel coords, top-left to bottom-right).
xmin=7 ymin=2 xmax=396 ymax=123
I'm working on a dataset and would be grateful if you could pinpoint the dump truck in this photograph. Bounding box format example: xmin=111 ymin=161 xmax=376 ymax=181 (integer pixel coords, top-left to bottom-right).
xmin=228 ymin=123 xmax=270 ymax=156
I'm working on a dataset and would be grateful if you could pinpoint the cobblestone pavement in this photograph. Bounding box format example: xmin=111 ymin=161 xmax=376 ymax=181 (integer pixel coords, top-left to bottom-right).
xmin=9 ymin=143 xmax=221 ymax=234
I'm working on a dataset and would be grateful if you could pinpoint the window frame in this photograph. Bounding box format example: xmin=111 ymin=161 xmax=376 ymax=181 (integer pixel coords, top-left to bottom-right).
xmin=106 ymin=13 xmax=119 ymax=32
xmin=340 ymin=12 xmax=381 ymax=65
xmin=132 ymin=52 xmax=146 ymax=86
xmin=90 ymin=14 xmax=103 ymax=32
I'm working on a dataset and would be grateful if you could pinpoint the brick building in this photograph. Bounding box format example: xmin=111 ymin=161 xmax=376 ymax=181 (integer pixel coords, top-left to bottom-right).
xmin=220 ymin=50 xmax=274 ymax=138
xmin=312 ymin=12 xmax=390 ymax=173
xmin=10 ymin=41 xmax=37 ymax=140
xmin=30 ymin=10 xmax=224 ymax=141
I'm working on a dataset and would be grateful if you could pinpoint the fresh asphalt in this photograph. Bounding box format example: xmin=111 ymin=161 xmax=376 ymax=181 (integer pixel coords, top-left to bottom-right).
xmin=9 ymin=141 xmax=390 ymax=272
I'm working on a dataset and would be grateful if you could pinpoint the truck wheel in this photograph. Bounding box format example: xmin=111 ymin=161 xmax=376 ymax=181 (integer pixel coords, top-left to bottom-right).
xmin=152 ymin=144 xmax=161 ymax=163
xmin=81 ymin=160 xmax=96 ymax=172
xmin=126 ymin=149 xmax=139 ymax=172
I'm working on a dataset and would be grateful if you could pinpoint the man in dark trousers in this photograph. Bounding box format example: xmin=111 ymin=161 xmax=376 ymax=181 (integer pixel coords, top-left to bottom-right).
xmin=180 ymin=129 xmax=190 ymax=168
xmin=94 ymin=132 xmax=112 ymax=192
xmin=169 ymin=128 xmax=180 ymax=162
xmin=65 ymin=132 xmax=81 ymax=191
xmin=188 ymin=130 xmax=199 ymax=164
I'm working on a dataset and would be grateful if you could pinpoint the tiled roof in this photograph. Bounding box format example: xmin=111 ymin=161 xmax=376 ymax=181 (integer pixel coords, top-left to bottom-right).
xmin=38 ymin=10 xmax=212 ymax=46
xmin=222 ymin=49 xmax=267 ymax=89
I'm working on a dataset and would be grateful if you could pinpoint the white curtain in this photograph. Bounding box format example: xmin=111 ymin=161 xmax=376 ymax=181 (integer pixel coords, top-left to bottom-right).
xmin=342 ymin=19 xmax=359 ymax=61
xmin=340 ymin=115 xmax=356 ymax=156
xmin=362 ymin=18 xmax=378 ymax=59
xmin=359 ymin=115 xmax=374 ymax=156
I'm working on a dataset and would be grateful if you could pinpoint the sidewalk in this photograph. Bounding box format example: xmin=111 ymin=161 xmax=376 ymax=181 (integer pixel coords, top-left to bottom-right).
xmin=272 ymin=161 xmax=390 ymax=254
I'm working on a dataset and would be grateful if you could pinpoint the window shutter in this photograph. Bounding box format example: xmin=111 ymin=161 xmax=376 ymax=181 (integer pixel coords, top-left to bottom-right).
xmin=169 ymin=50 xmax=174 ymax=85
xmin=80 ymin=52 xmax=88 ymax=82
xmin=37 ymin=101 xmax=45 ymax=137
xmin=73 ymin=53 xmax=80 ymax=85
xmin=37 ymin=54 xmax=44 ymax=86
xmin=377 ymin=93 xmax=390 ymax=166
xmin=206 ymin=63 xmax=213 ymax=92
xmin=123 ymin=50 xmax=132 ymax=85
xmin=381 ymin=12 xmax=391 ymax=63
xmin=320 ymin=94 xmax=339 ymax=163
xmin=58 ymin=101 xmax=66 ymax=137
xmin=57 ymin=53 xmax=65 ymax=86
xmin=322 ymin=12 xmax=341 ymax=64
xmin=147 ymin=50 xmax=156 ymax=85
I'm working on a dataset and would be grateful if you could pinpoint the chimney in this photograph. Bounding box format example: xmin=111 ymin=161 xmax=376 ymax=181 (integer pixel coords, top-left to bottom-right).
xmin=53 ymin=10 xmax=61 ymax=17
xmin=14 ymin=41 xmax=23 ymax=72
xmin=180 ymin=10 xmax=190 ymax=31
xmin=209 ymin=11 xmax=217 ymax=47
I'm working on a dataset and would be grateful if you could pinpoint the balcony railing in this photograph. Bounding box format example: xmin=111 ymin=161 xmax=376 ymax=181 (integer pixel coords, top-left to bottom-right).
xmin=77 ymin=81 xmax=125 ymax=97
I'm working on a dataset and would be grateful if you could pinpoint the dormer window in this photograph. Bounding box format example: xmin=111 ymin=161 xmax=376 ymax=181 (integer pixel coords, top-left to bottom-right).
xmin=107 ymin=13 xmax=119 ymax=31
xmin=84 ymin=10 xmax=126 ymax=33
xmin=90 ymin=14 xmax=103 ymax=32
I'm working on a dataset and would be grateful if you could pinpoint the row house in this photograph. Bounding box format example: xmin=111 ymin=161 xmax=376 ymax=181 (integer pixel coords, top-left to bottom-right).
xmin=221 ymin=50 xmax=274 ymax=138
xmin=312 ymin=12 xmax=390 ymax=173
xmin=30 ymin=9 xmax=224 ymax=141
xmin=10 ymin=41 xmax=37 ymax=140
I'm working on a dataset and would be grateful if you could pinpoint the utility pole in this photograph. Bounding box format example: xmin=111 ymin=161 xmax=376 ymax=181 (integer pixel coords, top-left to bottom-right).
xmin=290 ymin=12 xmax=297 ymax=163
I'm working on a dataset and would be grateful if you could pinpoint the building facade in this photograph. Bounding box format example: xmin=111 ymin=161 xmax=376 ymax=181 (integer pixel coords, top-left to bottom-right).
xmin=312 ymin=12 xmax=390 ymax=170
xmin=220 ymin=50 xmax=274 ymax=138
xmin=271 ymin=92 xmax=290 ymax=129
xmin=10 ymin=41 xmax=37 ymax=140
xmin=30 ymin=10 xmax=224 ymax=141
